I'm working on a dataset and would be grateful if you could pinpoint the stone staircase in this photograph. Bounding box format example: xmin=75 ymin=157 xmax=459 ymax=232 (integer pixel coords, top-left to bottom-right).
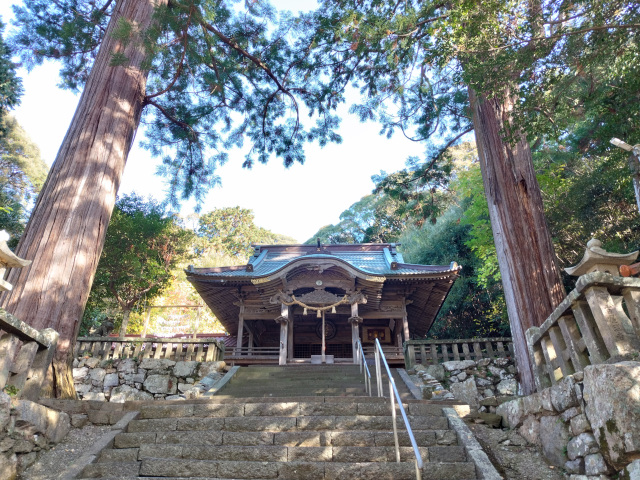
xmin=215 ymin=364 xmax=413 ymax=400
xmin=74 ymin=366 xmax=479 ymax=480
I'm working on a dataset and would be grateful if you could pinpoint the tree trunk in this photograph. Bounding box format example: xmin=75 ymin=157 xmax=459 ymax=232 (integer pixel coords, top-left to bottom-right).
xmin=469 ymin=87 xmax=566 ymax=394
xmin=0 ymin=0 xmax=163 ymax=398
xmin=119 ymin=309 xmax=131 ymax=339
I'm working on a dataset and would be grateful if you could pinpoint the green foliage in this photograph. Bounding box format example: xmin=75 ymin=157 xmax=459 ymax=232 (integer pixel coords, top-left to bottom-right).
xmin=2 ymin=384 xmax=19 ymax=396
xmin=308 ymin=193 xmax=406 ymax=244
xmin=197 ymin=207 xmax=295 ymax=260
xmin=0 ymin=19 xmax=22 ymax=137
xmin=0 ymin=115 xmax=48 ymax=247
xmin=84 ymin=193 xmax=195 ymax=331
xmin=10 ymin=0 xmax=347 ymax=206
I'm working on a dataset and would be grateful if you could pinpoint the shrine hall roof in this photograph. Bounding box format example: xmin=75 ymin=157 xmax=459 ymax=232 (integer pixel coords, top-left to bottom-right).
xmin=186 ymin=243 xmax=459 ymax=280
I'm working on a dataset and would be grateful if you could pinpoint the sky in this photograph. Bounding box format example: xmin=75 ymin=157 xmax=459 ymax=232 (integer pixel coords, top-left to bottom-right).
xmin=1 ymin=0 xmax=426 ymax=243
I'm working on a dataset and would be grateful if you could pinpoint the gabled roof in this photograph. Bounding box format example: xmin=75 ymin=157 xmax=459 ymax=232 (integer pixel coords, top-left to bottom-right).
xmin=187 ymin=243 xmax=459 ymax=280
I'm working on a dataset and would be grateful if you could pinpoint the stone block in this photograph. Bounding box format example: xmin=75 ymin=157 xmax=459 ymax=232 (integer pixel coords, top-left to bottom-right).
xmin=0 ymin=452 xmax=17 ymax=480
xmin=72 ymin=367 xmax=88 ymax=380
xmin=565 ymin=458 xmax=585 ymax=474
xmin=0 ymin=392 xmax=11 ymax=431
xmin=139 ymin=458 xmax=214 ymax=478
xmin=424 ymin=364 xmax=446 ymax=381
xmin=567 ymin=432 xmax=599 ymax=460
xmin=13 ymin=439 xmax=33 ymax=453
xmin=625 ymin=459 xmax=640 ymax=480
xmin=583 ymin=361 xmax=640 ymax=469
xmin=197 ymin=361 xmax=226 ymax=378
xmin=495 ymin=397 xmax=524 ymax=429
xmin=496 ymin=378 xmax=518 ymax=396
xmin=70 ymin=414 xmax=88 ymax=428
xmin=89 ymin=368 xmax=106 ymax=386
xmin=18 ymin=451 xmax=37 ymax=471
xmin=450 ymin=377 xmax=478 ymax=407
xmin=517 ymin=416 xmax=540 ymax=445
xmin=539 ymin=415 xmax=570 ymax=467
xmin=570 ymin=413 xmax=590 ymax=436
xmin=561 ymin=406 xmax=581 ymax=422
xmin=540 ymin=387 xmax=554 ymax=411
xmin=114 ymin=432 xmax=157 ymax=448
xmin=550 ymin=375 xmax=578 ymax=412
xmin=143 ymin=374 xmax=177 ymax=394
xmin=522 ymin=393 xmax=542 ymax=416
xmin=13 ymin=400 xmax=49 ymax=434
xmin=584 ymin=453 xmax=611 ymax=475
xmin=82 ymin=392 xmax=106 ymax=402
xmin=84 ymin=357 xmax=100 ymax=368
xmin=110 ymin=385 xmax=153 ymax=403
xmin=173 ymin=361 xmax=198 ymax=378
xmin=103 ymin=372 xmax=119 ymax=388
xmin=117 ymin=359 xmax=137 ymax=374
xmin=218 ymin=460 xmax=278 ymax=479
xmin=442 ymin=360 xmax=476 ymax=372
xmin=46 ymin=411 xmax=70 ymax=443
xmin=138 ymin=358 xmax=176 ymax=372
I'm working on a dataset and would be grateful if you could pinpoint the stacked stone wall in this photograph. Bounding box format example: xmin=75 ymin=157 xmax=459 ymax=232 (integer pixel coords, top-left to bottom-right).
xmin=72 ymin=356 xmax=227 ymax=402
xmin=495 ymin=361 xmax=640 ymax=479
xmin=0 ymin=392 xmax=71 ymax=479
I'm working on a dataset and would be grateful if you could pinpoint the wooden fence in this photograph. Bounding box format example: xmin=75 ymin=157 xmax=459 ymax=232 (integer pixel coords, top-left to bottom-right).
xmin=403 ymin=337 xmax=514 ymax=370
xmin=526 ymin=271 xmax=640 ymax=390
xmin=1 ymin=309 xmax=59 ymax=400
xmin=75 ymin=337 xmax=225 ymax=362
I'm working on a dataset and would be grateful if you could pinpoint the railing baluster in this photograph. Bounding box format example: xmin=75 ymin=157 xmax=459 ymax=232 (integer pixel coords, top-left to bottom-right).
xmin=452 ymin=343 xmax=460 ymax=361
xmin=461 ymin=343 xmax=471 ymax=360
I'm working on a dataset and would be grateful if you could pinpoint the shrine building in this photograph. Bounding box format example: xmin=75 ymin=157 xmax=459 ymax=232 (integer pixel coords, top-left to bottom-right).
xmin=186 ymin=242 xmax=460 ymax=365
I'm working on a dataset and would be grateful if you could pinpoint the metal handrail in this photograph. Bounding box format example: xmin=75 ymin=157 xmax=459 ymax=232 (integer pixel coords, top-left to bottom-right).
xmin=355 ymin=339 xmax=372 ymax=396
xmin=374 ymin=338 xmax=423 ymax=480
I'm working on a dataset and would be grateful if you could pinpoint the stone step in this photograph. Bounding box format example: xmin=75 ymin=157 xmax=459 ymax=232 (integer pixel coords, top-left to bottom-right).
xmin=82 ymin=459 xmax=477 ymax=480
xmin=97 ymin=443 xmax=461 ymax=463
xmin=125 ymin=414 xmax=449 ymax=434
xmin=114 ymin=428 xmax=457 ymax=449
xmin=135 ymin=400 xmax=446 ymax=420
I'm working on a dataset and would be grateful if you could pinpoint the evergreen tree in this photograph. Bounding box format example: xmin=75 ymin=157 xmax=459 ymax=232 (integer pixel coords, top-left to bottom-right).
xmin=2 ymin=0 xmax=344 ymax=397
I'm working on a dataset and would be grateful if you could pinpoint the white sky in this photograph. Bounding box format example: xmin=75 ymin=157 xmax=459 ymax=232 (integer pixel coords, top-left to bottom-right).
xmin=1 ymin=0 xmax=426 ymax=243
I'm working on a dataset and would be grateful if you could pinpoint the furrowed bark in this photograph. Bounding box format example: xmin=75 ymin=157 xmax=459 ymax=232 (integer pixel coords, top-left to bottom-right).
xmin=469 ymin=87 xmax=565 ymax=394
xmin=0 ymin=0 xmax=166 ymax=398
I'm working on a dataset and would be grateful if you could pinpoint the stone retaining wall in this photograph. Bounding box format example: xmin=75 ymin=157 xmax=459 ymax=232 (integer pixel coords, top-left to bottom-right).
xmin=495 ymin=361 xmax=640 ymax=479
xmin=72 ymin=356 xmax=227 ymax=402
xmin=407 ymin=356 xmax=518 ymax=410
xmin=0 ymin=392 xmax=71 ymax=480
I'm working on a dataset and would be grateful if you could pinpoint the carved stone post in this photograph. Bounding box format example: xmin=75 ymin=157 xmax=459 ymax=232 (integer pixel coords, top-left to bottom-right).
xmin=349 ymin=302 xmax=363 ymax=364
xmin=275 ymin=304 xmax=289 ymax=366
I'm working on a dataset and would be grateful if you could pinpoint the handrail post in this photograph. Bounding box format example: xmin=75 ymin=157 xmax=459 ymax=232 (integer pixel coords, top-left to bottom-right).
xmin=390 ymin=378 xmax=400 ymax=463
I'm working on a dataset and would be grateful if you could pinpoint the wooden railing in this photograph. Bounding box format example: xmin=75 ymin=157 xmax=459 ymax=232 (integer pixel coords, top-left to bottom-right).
xmin=225 ymin=347 xmax=280 ymax=359
xmin=1 ymin=308 xmax=59 ymax=400
xmin=403 ymin=337 xmax=514 ymax=370
xmin=74 ymin=337 xmax=225 ymax=362
xmin=526 ymin=271 xmax=640 ymax=390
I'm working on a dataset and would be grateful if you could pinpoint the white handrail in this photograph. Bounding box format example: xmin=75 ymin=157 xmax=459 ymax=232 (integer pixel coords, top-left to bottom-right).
xmin=374 ymin=338 xmax=423 ymax=480
xmin=355 ymin=339 xmax=372 ymax=396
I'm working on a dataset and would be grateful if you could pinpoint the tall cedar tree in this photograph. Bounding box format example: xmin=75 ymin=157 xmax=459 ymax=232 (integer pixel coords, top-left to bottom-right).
xmin=1 ymin=0 xmax=344 ymax=397
xmin=303 ymin=0 xmax=638 ymax=392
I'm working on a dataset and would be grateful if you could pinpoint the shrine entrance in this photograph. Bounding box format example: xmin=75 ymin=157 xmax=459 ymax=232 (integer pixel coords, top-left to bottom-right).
xmin=185 ymin=243 xmax=460 ymax=366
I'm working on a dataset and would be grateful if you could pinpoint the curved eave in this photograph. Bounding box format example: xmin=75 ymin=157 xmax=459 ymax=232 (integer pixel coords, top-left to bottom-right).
xmin=186 ymin=254 xmax=459 ymax=283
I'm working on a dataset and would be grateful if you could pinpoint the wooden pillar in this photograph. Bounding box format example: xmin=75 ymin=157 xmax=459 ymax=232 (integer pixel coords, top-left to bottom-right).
xmin=402 ymin=300 xmax=415 ymax=366
xmin=349 ymin=303 xmax=362 ymax=364
xmin=277 ymin=304 xmax=289 ymax=366
xmin=288 ymin=314 xmax=294 ymax=361
xmin=247 ymin=327 xmax=254 ymax=356
xmin=321 ymin=310 xmax=326 ymax=364
xmin=236 ymin=302 xmax=245 ymax=356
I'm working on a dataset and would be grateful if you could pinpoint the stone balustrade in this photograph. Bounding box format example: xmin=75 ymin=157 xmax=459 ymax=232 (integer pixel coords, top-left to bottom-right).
xmin=0 ymin=230 xmax=59 ymax=401
xmin=74 ymin=336 xmax=224 ymax=363
xmin=403 ymin=337 xmax=514 ymax=370
xmin=526 ymin=239 xmax=640 ymax=391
